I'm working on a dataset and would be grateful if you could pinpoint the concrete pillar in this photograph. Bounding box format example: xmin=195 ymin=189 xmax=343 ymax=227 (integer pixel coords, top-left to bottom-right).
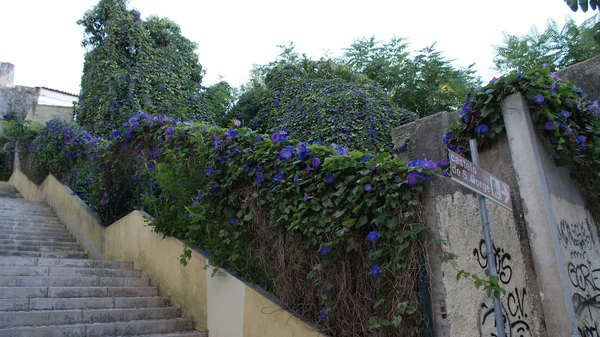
xmin=0 ymin=63 xmax=15 ymax=88
xmin=501 ymin=93 xmax=580 ymax=336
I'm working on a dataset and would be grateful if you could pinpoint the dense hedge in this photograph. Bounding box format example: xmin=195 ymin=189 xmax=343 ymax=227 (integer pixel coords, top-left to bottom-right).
xmin=239 ymin=60 xmax=416 ymax=153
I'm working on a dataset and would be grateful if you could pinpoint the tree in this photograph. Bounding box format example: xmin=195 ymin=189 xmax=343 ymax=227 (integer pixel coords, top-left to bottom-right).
xmin=343 ymin=37 xmax=480 ymax=118
xmin=232 ymin=46 xmax=414 ymax=153
xmin=198 ymin=81 xmax=236 ymax=124
xmin=493 ymin=16 xmax=600 ymax=73
xmin=75 ymin=0 xmax=211 ymax=135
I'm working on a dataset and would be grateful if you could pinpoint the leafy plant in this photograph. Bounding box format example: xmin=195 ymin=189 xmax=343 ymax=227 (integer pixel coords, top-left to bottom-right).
xmin=445 ymin=66 xmax=600 ymax=217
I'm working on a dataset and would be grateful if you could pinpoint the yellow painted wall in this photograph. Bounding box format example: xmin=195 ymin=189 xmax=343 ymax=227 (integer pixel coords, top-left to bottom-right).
xmin=37 ymin=174 xmax=104 ymax=260
xmin=243 ymin=287 xmax=325 ymax=337
xmin=8 ymin=167 xmax=38 ymax=201
xmin=103 ymin=211 xmax=209 ymax=331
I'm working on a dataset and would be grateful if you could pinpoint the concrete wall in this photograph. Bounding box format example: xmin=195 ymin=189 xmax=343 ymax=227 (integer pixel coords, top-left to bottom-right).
xmin=502 ymin=93 xmax=600 ymax=336
xmin=558 ymin=55 xmax=600 ymax=101
xmin=26 ymin=105 xmax=72 ymax=125
xmin=392 ymin=111 xmax=546 ymax=337
xmin=0 ymin=86 xmax=38 ymax=120
xmin=8 ymin=167 xmax=325 ymax=337
xmin=0 ymin=62 xmax=14 ymax=88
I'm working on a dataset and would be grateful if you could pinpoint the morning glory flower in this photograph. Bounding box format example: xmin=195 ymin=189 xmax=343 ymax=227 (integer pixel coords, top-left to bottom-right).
xmin=365 ymin=184 xmax=372 ymax=191
xmin=225 ymin=129 xmax=237 ymax=140
xmin=234 ymin=120 xmax=241 ymax=126
xmin=271 ymin=131 xmax=287 ymax=143
xmin=273 ymin=173 xmax=283 ymax=182
xmin=188 ymin=212 xmax=194 ymax=218
xmin=311 ymin=157 xmax=321 ymax=168
xmin=517 ymin=72 xmax=524 ymax=78
xmin=325 ymin=174 xmax=334 ymax=184
xmin=256 ymin=173 xmax=264 ymax=185
xmin=205 ymin=168 xmax=213 ymax=177
xmin=545 ymin=121 xmax=554 ymax=131
xmin=489 ymin=77 xmax=498 ymax=83
xmin=421 ymin=160 xmax=436 ymax=170
xmin=303 ymin=193 xmax=312 ymax=201
xmin=534 ymin=94 xmax=545 ymax=104
xmin=254 ymin=135 xmax=262 ymax=141
xmin=230 ymin=218 xmax=237 ymax=225
xmin=279 ymin=146 xmax=293 ymax=159
xmin=360 ymin=155 xmax=370 ymax=163
xmin=407 ymin=171 xmax=424 ymax=186
xmin=319 ymin=311 xmax=327 ymax=320
xmin=294 ymin=176 xmax=299 ymax=185
xmin=367 ymin=231 xmax=378 ymax=241
xmin=370 ymin=265 xmax=381 ymax=277
xmin=243 ymin=164 xmax=250 ymax=172
xmin=542 ymin=63 xmax=548 ymax=68
xmin=561 ymin=110 xmax=569 ymax=120
xmin=476 ymin=125 xmax=489 ymax=133
xmin=441 ymin=132 xmax=453 ymax=145
xmin=111 ymin=130 xmax=121 ymax=138
xmin=320 ymin=247 xmax=329 ymax=255
xmin=407 ymin=159 xmax=423 ymax=167
xmin=576 ymin=135 xmax=587 ymax=144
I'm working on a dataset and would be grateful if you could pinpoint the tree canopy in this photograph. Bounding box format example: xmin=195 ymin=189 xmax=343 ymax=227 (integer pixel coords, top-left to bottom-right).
xmin=75 ymin=0 xmax=213 ymax=134
xmin=493 ymin=16 xmax=600 ymax=73
xmin=343 ymin=37 xmax=480 ymax=118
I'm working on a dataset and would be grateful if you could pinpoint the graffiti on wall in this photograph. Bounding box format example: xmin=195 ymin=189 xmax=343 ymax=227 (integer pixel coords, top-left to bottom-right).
xmin=474 ymin=239 xmax=532 ymax=337
xmin=558 ymin=218 xmax=600 ymax=336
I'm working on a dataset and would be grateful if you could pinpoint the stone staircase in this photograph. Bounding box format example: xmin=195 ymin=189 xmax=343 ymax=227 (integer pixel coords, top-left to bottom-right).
xmin=0 ymin=183 xmax=207 ymax=337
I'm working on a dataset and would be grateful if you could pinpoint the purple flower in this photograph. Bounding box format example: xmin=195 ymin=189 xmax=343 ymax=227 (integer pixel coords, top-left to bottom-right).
xmin=490 ymin=77 xmax=498 ymax=83
xmin=534 ymin=94 xmax=545 ymax=104
xmin=421 ymin=160 xmax=436 ymax=170
xmin=279 ymin=146 xmax=293 ymax=159
xmin=205 ymin=168 xmax=213 ymax=176
xmin=476 ymin=125 xmax=489 ymax=133
xmin=517 ymin=72 xmax=524 ymax=78
xmin=320 ymin=247 xmax=329 ymax=255
xmin=436 ymin=158 xmax=447 ymax=168
xmin=243 ymin=164 xmax=250 ymax=172
xmin=230 ymin=218 xmax=237 ymax=225
xmin=319 ymin=311 xmax=327 ymax=320
xmin=561 ymin=110 xmax=569 ymax=121
xmin=188 ymin=212 xmax=194 ymax=218
xmin=365 ymin=184 xmax=372 ymax=191
xmin=576 ymin=135 xmax=586 ymax=144
xmin=225 ymin=129 xmax=237 ymax=140
xmin=165 ymin=126 xmax=174 ymax=135
xmin=367 ymin=231 xmax=378 ymax=241
xmin=542 ymin=63 xmax=548 ymax=69
xmin=254 ymin=135 xmax=262 ymax=141
xmin=325 ymin=174 xmax=334 ymax=184
xmin=360 ymin=155 xmax=371 ymax=162
xmin=442 ymin=132 xmax=453 ymax=145
xmin=311 ymin=157 xmax=321 ymax=168
xmin=271 ymin=131 xmax=287 ymax=143
xmin=294 ymin=175 xmax=299 ymax=185
xmin=370 ymin=265 xmax=381 ymax=277
xmin=234 ymin=120 xmax=241 ymax=126
xmin=273 ymin=173 xmax=283 ymax=182
xmin=407 ymin=159 xmax=423 ymax=168
xmin=550 ymin=73 xmax=562 ymax=81
xmin=545 ymin=120 xmax=556 ymax=131
xmin=303 ymin=193 xmax=312 ymax=201
xmin=256 ymin=173 xmax=264 ymax=185
xmin=407 ymin=171 xmax=424 ymax=186
xmin=111 ymin=130 xmax=121 ymax=138
xmin=566 ymin=127 xmax=573 ymax=135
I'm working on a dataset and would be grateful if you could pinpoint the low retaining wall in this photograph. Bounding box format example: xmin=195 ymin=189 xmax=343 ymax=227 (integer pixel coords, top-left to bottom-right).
xmin=8 ymin=168 xmax=324 ymax=337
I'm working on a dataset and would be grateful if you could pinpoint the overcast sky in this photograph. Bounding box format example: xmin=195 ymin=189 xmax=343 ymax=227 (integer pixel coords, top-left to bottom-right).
xmin=0 ymin=0 xmax=597 ymax=95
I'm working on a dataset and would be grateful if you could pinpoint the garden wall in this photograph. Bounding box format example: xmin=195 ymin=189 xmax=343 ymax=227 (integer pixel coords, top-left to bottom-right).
xmin=8 ymin=168 xmax=325 ymax=337
xmin=392 ymin=111 xmax=545 ymax=337
xmin=558 ymin=55 xmax=600 ymax=101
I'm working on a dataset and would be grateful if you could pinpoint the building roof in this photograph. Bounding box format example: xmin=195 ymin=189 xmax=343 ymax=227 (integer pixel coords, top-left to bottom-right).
xmin=39 ymin=87 xmax=78 ymax=98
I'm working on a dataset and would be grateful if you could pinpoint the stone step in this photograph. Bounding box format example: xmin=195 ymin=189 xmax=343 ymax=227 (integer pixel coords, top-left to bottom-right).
xmin=0 ymin=216 xmax=62 ymax=224
xmin=0 ymin=317 xmax=195 ymax=336
xmin=0 ymin=250 xmax=87 ymax=259
xmin=133 ymin=332 xmax=208 ymax=337
xmin=0 ymin=267 xmax=141 ymax=278
xmin=0 ymin=296 xmax=170 ymax=311
xmin=0 ymin=224 xmax=67 ymax=232
xmin=0 ymin=234 xmax=76 ymax=243
xmin=0 ymin=209 xmax=57 ymax=216
xmin=0 ymin=239 xmax=81 ymax=248
xmin=0 ymin=307 xmax=181 ymax=328
xmin=0 ymin=245 xmax=84 ymax=253
xmin=0 ymin=276 xmax=149 ymax=287
xmin=0 ymin=257 xmax=133 ymax=269
xmin=0 ymin=286 xmax=159 ymax=299
xmin=0 ymin=229 xmax=72 ymax=238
